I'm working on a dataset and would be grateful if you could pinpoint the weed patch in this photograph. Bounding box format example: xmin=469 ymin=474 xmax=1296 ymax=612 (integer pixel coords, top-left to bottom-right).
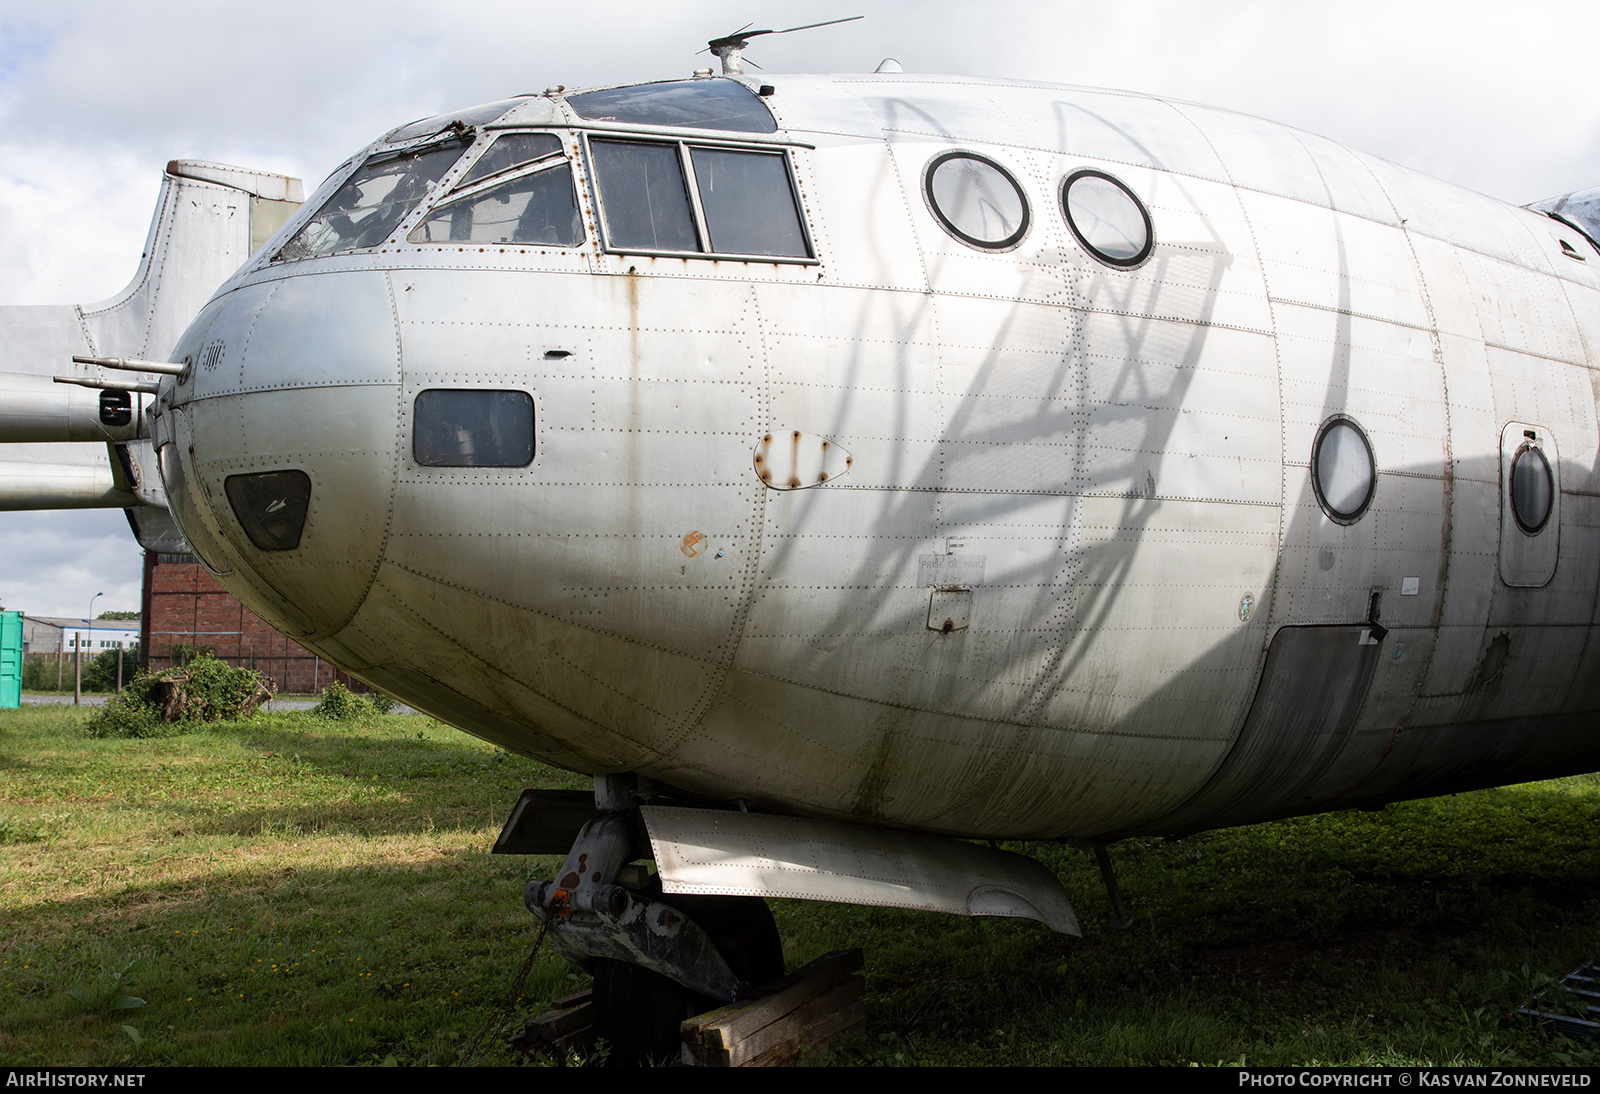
xmin=84 ymin=655 xmax=271 ymax=739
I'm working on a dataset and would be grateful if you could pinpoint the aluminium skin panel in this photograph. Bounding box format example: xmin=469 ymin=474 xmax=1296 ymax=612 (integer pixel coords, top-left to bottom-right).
xmin=158 ymin=74 xmax=1600 ymax=841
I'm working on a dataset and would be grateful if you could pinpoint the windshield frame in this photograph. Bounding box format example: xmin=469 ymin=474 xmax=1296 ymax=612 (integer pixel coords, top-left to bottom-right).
xmin=272 ymin=129 xmax=477 ymax=262
xmin=451 ymin=131 xmax=567 ymax=191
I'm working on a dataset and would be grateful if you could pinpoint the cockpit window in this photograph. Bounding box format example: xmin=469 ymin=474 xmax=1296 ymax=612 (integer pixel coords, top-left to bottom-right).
xmin=589 ymin=140 xmax=700 ymax=252
xmin=276 ymin=137 xmax=468 ymax=261
xmin=588 ymin=137 xmax=812 ymax=260
xmin=409 ymin=162 xmax=583 ymax=246
xmin=386 ymin=97 xmax=529 ymax=144
xmin=567 ymin=80 xmax=777 ymax=133
xmin=689 ymin=148 xmax=808 ymax=256
xmin=456 ymin=132 xmax=564 ymax=189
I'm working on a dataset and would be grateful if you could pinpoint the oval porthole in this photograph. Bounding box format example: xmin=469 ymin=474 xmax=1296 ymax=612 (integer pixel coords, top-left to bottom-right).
xmin=924 ymin=152 xmax=1029 ymax=250
xmin=1509 ymin=445 xmax=1554 ymax=534
xmin=1311 ymin=417 xmax=1376 ymax=524
xmin=1061 ymin=169 xmax=1153 ymax=267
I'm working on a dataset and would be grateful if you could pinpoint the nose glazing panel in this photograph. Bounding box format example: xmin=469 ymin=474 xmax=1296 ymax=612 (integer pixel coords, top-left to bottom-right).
xmin=225 ymin=470 xmax=313 ymax=551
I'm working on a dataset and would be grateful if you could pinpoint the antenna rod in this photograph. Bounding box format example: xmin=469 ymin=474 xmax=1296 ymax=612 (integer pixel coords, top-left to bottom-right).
xmin=707 ymin=14 xmax=863 ymax=76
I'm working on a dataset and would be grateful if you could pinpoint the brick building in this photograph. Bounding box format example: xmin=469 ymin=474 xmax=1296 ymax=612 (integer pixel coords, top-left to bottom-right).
xmin=139 ymin=552 xmax=354 ymax=695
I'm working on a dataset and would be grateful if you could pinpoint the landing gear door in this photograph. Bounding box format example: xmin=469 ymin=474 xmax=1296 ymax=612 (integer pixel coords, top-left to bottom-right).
xmin=1145 ymin=624 xmax=1384 ymax=833
xmin=1499 ymin=422 xmax=1559 ymax=588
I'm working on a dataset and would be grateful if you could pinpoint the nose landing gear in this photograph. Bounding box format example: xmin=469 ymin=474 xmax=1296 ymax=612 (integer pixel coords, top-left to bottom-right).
xmin=519 ymin=775 xmax=784 ymax=1064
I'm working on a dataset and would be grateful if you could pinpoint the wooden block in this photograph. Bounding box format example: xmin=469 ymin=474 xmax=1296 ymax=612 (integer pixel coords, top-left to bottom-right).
xmin=736 ymin=975 xmax=864 ymax=1064
xmin=548 ymin=988 xmax=593 ymax=1010
xmin=550 ymin=1026 xmax=595 ymax=1062
xmin=527 ymin=999 xmax=593 ymax=1040
xmin=515 ymin=998 xmax=596 ymax=1064
xmin=800 ymin=988 xmax=866 ymax=1047
xmin=719 ymin=987 xmax=868 ymax=1067
xmin=801 ymin=999 xmax=867 ymax=1057
xmin=508 ymin=998 xmax=598 ymax=1062
xmin=681 ymin=952 xmax=868 ymax=1068
xmin=683 ymin=947 xmax=863 ymax=1059
xmin=742 ymin=1034 xmax=802 ymax=1068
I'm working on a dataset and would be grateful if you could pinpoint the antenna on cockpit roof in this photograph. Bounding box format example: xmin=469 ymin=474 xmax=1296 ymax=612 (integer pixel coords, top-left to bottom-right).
xmin=705 ymin=15 xmax=863 ymax=76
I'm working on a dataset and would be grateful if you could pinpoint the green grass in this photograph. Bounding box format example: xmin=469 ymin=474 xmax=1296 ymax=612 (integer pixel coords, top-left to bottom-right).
xmin=3 ymin=703 xmax=1599 ymax=1066
xmin=0 ymin=704 xmax=583 ymax=1066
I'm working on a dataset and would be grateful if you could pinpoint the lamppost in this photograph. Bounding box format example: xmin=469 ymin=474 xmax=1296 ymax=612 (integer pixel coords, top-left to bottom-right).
xmin=76 ymin=592 xmax=101 ymax=707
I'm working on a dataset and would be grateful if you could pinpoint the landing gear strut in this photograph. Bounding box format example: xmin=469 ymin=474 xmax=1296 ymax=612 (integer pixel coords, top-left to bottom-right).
xmin=522 ymin=775 xmax=784 ymax=1064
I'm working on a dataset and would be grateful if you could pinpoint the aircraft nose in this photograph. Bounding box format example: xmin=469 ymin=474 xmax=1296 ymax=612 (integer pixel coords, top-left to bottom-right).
xmin=158 ymin=270 xmax=401 ymax=638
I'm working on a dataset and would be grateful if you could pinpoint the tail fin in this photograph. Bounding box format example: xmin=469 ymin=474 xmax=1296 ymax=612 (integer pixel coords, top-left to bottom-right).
xmin=75 ymin=160 xmax=304 ymax=365
xmin=0 ymin=161 xmax=303 ymax=549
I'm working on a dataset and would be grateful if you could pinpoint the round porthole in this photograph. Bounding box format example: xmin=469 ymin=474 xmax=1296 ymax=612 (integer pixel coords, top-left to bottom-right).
xmin=1061 ymin=169 xmax=1153 ymax=267
xmin=1311 ymin=417 xmax=1376 ymax=524
xmin=1509 ymin=445 xmax=1553 ymax=534
xmin=925 ymin=152 xmax=1029 ymax=250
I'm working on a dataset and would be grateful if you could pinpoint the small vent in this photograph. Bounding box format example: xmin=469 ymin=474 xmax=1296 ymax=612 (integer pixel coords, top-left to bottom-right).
xmin=199 ymin=341 xmax=225 ymax=371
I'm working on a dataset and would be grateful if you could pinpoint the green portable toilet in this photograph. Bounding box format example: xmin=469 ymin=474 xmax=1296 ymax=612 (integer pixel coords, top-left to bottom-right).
xmin=0 ymin=611 xmax=20 ymax=708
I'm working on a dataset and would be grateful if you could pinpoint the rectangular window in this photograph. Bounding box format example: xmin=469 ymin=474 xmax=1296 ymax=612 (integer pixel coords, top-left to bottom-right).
xmin=413 ymin=390 xmax=535 ymax=468
xmin=589 ymin=140 xmax=700 ymax=252
xmin=690 ymin=147 xmax=809 ymax=257
xmin=587 ymin=137 xmax=813 ymax=261
xmin=568 ymin=81 xmax=777 ymax=134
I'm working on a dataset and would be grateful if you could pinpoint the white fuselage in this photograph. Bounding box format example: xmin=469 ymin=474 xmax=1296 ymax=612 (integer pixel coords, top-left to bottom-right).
xmin=153 ymin=74 xmax=1600 ymax=841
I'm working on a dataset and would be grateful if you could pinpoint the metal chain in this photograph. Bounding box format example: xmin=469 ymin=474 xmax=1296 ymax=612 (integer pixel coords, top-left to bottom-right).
xmin=461 ymin=915 xmax=551 ymax=1067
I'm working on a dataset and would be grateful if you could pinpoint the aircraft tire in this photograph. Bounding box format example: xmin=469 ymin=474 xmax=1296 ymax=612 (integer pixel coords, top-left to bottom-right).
xmin=590 ymin=957 xmax=697 ymax=1066
xmin=666 ymin=892 xmax=785 ymax=988
xmin=591 ymin=892 xmax=784 ymax=1065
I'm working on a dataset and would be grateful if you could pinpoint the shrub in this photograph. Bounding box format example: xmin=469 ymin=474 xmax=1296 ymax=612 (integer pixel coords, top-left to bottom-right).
xmin=313 ymin=682 xmax=371 ymax=719
xmin=84 ymin=646 xmax=140 ymax=693
xmin=168 ymin=643 xmax=218 ymax=667
xmin=82 ymin=673 xmax=166 ymax=739
xmin=84 ymin=655 xmax=272 ymax=738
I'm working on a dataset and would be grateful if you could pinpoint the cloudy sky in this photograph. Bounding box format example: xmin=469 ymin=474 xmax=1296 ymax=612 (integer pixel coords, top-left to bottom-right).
xmin=2 ymin=0 xmax=1598 ymax=617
